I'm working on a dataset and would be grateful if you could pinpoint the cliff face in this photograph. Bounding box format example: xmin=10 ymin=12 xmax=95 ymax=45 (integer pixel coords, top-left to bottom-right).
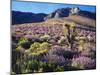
xmin=44 ymin=8 xmax=71 ymax=20
xmin=44 ymin=7 xmax=96 ymax=20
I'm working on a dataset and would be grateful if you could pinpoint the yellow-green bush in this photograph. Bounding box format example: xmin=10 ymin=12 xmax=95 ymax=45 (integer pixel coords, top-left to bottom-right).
xmin=19 ymin=37 xmax=29 ymax=45
xmin=29 ymin=42 xmax=51 ymax=56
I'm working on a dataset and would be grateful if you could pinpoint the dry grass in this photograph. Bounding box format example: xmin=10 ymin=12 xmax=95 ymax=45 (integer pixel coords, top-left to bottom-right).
xmin=65 ymin=15 xmax=96 ymax=27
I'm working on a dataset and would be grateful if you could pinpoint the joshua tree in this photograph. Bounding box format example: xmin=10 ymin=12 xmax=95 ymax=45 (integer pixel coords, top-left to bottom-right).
xmin=63 ymin=22 xmax=76 ymax=50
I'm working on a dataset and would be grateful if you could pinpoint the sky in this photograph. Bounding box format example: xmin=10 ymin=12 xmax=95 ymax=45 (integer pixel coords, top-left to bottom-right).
xmin=12 ymin=1 xmax=96 ymax=14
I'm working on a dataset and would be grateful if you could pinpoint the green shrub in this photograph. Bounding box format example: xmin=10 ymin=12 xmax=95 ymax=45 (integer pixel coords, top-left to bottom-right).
xmin=55 ymin=66 xmax=64 ymax=71
xmin=40 ymin=42 xmax=51 ymax=50
xmin=30 ymin=42 xmax=40 ymax=52
xmin=40 ymin=34 xmax=50 ymax=42
xmin=29 ymin=42 xmax=51 ymax=56
xmin=16 ymin=45 xmax=24 ymax=51
xmin=19 ymin=37 xmax=29 ymax=45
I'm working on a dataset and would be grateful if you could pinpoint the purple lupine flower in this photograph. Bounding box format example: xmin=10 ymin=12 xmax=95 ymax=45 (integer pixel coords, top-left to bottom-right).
xmin=43 ymin=54 xmax=66 ymax=64
xmin=72 ymin=56 xmax=96 ymax=69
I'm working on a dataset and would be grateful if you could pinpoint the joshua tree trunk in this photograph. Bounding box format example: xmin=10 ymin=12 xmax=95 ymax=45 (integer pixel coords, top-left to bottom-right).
xmin=65 ymin=23 xmax=76 ymax=50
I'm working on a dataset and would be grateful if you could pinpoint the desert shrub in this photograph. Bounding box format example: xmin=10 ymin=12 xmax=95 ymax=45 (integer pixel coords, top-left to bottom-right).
xmin=13 ymin=60 xmax=39 ymax=74
xmin=39 ymin=61 xmax=64 ymax=72
xmin=77 ymin=40 xmax=85 ymax=52
xmin=20 ymin=64 xmax=29 ymax=74
xmin=16 ymin=45 xmax=25 ymax=51
xmin=40 ymin=34 xmax=50 ymax=42
xmin=29 ymin=42 xmax=51 ymax=56
xmin=19 ymin=59 xmax=65 ymax=73
xmin=27 ymin=60 xmax=39 ymax=72
xmin=71 ymin=56 xmax=96 ymax=69
xmin=16 ymin=37 xmax=31 ymax=50
xmin=12 ymin=50 xmax=26 ymax=74
xmin=30 ymin=42 xmax=40 ymax=51
xmin=19 ymin=37 xmax=29 ymax=45
xmin=40 ymin=42 xmax=51 ymax=50
xmin=40 ymin=61 xmax=57 ymax=72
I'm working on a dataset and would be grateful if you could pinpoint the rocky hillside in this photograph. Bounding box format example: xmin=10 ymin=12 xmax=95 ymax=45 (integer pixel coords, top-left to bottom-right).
xmin=44 ymin=7 xmax=96 ymax=20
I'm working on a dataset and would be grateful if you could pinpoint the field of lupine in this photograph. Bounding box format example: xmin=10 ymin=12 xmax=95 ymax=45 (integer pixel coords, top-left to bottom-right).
xmin=11 ymin=20 xmax=96 ymax=74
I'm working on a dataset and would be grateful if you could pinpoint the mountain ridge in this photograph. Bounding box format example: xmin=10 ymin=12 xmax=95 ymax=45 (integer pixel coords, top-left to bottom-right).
xmin=12 ymin=11 xmax=48 ymax=25
xmin=12 ymin=7 xmax=96 ymax=25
